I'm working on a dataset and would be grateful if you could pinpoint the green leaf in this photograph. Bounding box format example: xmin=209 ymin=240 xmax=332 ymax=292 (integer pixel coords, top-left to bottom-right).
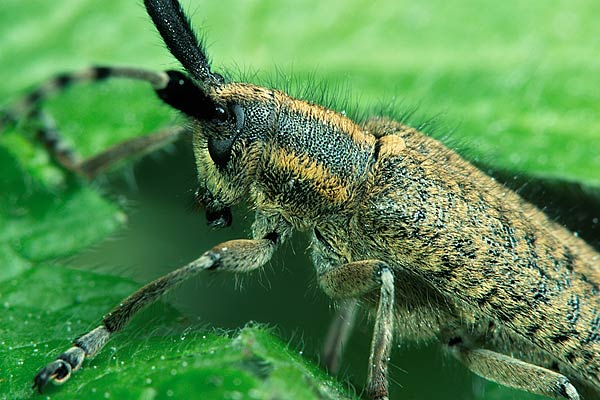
xmin=1 ymin=1 xmax=598 ymax=400
xmin=1 ymin=0 xmax=599 ymax=187
xmin=0 ymin=144 xmax=125 ymax=282
xmin=0 ymin=265 xmax=351 ymax=399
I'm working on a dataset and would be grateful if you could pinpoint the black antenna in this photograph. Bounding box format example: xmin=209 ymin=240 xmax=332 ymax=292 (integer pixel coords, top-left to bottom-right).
xmin=144 ymin=0 xmax=223 ymax=86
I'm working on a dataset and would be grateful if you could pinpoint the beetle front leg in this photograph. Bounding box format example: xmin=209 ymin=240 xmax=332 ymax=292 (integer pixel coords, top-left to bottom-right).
xmin=0 ymin=66 xmax=190 ymax=179
xmin=319 ymin=260 xmax=395 ymax=400
xmin=32 ymin=217 xmax=289 ymax=392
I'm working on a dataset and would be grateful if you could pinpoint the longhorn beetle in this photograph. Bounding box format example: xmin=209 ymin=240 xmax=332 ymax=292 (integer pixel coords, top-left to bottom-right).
xmin=2 ymin=0 xmax=600 ymax=399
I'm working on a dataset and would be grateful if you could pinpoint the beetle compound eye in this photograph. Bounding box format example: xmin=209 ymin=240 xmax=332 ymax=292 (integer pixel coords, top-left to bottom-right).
xmin=207 ymin=104 xmax=245 ymax=168
xmin=232 ymin=104 xmax=245 ymax=133
xmin=207 ymin=135 xmax=234 ymax=167
xmin=214 ymin=106 xmax=228 ymax=122
xmin=207 ymin=105 xmax=233 ymax=167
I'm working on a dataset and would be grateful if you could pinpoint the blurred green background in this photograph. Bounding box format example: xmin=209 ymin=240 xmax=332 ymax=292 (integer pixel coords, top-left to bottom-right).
xmin=1 ymin=0 xmax=599 ymax=399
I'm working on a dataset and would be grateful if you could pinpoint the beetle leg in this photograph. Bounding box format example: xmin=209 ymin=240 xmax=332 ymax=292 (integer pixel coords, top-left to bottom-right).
xmin=318 ymin=261 xmax=395 ymax=400
xmin=446 ymin=338 xmax=580 ymax=400
xmin=322 ymin=298 xmax=358 ymax=374
xmin=76 ymin=125 xmax=186 ymax=178
xmin=33 ymin=233 xmax=281 ymax=392
xmin=1 ymin=66 xmax=185 ymax=179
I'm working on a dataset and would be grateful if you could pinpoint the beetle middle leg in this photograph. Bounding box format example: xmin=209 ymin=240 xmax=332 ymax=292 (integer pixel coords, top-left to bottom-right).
xmin=33 ymin=213 xmax=292 ymax=392
xmin=319 ymin=260 xmax=395 ymax=400
xmin=322 ymin=298 xmax=359 ymax=374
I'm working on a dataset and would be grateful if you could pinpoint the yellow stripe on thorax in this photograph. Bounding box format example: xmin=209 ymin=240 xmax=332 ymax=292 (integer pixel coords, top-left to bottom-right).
xmin=263 ymin=145 xmax=351 ymax=205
